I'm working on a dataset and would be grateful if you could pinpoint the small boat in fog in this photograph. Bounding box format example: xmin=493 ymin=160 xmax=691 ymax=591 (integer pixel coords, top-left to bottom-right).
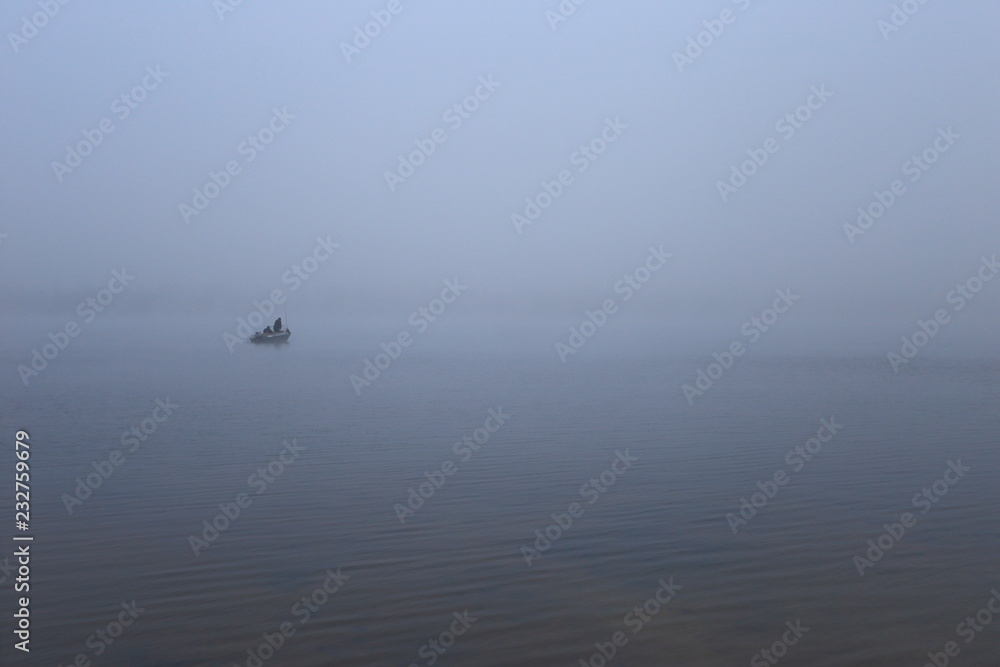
xmin=250 ymin=317 xmax=291 ymax=345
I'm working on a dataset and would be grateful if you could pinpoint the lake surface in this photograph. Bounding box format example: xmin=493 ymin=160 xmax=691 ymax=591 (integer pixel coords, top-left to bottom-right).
xmin=3 ymin=316 xmax=999 ymax=666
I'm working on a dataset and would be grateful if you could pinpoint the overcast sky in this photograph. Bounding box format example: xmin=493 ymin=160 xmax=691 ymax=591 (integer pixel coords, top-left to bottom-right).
xmin=2 ymin=1 xmax=998 ymax=332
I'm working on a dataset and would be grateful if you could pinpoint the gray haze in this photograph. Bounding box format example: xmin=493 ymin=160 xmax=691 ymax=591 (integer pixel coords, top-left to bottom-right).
xmin=3 ymin=1 xmax=999 ymax=352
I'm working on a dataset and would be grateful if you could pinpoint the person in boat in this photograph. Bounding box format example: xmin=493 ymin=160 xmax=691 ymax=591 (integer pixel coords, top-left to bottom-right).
xmin=273 ymin=317 xmax=282 ymax=332
xmin=263 ymin=325 xmax=272 ymax=334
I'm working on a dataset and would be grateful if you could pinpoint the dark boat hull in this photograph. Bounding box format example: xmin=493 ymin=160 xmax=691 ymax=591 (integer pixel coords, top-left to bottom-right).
xmin=249 ymin=331 xmax=291 ymax=344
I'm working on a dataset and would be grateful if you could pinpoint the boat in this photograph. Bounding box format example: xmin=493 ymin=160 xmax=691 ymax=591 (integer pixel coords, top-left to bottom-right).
xmin=249 ymin=317 xmax=291 ymax=345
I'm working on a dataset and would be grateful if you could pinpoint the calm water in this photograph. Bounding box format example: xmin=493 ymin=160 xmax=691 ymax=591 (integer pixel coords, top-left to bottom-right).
xmin=3 ymin=317 xmax=999 ymax=666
